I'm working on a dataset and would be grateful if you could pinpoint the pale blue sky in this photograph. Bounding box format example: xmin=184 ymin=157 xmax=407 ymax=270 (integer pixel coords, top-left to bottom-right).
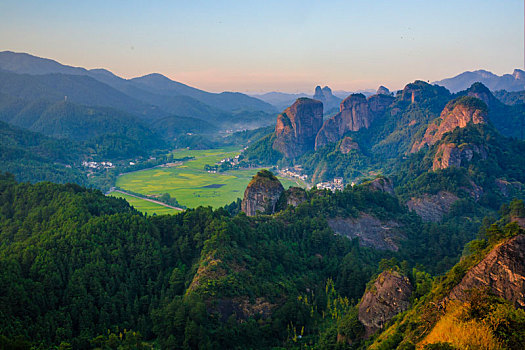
xmin=0 ymin=0 xmax=522 ymax=92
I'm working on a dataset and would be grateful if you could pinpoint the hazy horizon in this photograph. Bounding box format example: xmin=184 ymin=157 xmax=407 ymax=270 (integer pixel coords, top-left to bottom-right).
xmin=1 ymin=0 xmax=522 ymax=93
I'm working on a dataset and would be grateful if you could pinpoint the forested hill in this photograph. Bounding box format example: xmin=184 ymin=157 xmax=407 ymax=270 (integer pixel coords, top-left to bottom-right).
xmin=0 ymin=170 xmax=495 ymax=349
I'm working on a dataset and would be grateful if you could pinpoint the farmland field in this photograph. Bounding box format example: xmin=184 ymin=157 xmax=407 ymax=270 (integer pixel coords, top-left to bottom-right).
xmin=115 ymin=147 xmax=301 ymax=209
xmin=109 ymin=191 xmax=181 ymax=216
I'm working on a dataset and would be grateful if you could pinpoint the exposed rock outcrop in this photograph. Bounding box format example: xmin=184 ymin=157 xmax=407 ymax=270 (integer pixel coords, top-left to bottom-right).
xmin=446 ymin=234 xmax=525 ymax=308
xmin=432 ymin=142 xmax=488 ymax=170
xmin=241 ymin=170 xmax=284 ymax=216
xmin=495 ymin=178 xmax=523 ymax=197
xmin=363 ymin=177 xmax=395 ymax=195
xmin=412 ymin=96 xmax=488 ymax=152
xmin=406 ymin=191 xmax=459 ymax=222
xmin=215 ymin=297 xmax=277 ymax=322
xmin=273 ymin=98 xmax=323 ymax=158
xmin=315 ymin=94 xmax=372 ymax=150
xmin=313 ymin=85 xmax=341 ymax=111
xmin=339 ymin=136 xmax=360 ymax=154
xmin=328 ymin=213 xmax=404 ymax=251
xmin=358 ymin=270 xmax=413 ymax=337
xmin=367 ymin=93 xmax=395 ymax=115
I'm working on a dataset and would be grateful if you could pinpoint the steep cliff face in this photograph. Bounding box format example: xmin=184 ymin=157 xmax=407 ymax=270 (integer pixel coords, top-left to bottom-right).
xmin=446 ymin=234 xmax=525 ymax=308
xmin=315 ymin=94 xmax=372 ymax=150
xmin=412 ymin=97 xmax=488 ymax=152
xmin=376 ymin=85 xmax=391 ymax=96
xmin=367 ymin=93 xmax=395 ymax=115
xmin=432 ymin=142 xmax=488 ymax=170
xmin=272 ymin=98 xmax=323 ymax=158
xmin=358 ymin=270 xmax=413 ymax=337
xmin=313 ymin=85 xmax=341 ymax=111
xmin=241 ymin=170 xmax=284 ymax=216
xmin=328 ymin=213 xmax=404 ymax=251
xmin=406 ymin=191 xmax=459 ymax=222
xmin=285 ymin=186 xmax=307 ymax=207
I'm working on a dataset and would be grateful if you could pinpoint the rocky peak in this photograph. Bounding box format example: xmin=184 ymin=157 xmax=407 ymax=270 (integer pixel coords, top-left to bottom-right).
xmin=367 ymin=93 xmax=395 ymax=114
xmin=446 ymin=234 xmax=525 ymax=309
xmin=315 ymin=94 xmax=372 ymax=150
xmin=411 ymin=96 xmax=488 ymax=152
xmin=273 ymin=98 xmax=323 ymax=158
xmin=401 ymin=80 xmax=428 ymax=103
xmin=466 ymin=82 xmax=497 ymax=108
xmin=241 ymin=170 xmax=284 ymax=216
xmin=377 ymin=86 xmax=391 ymax=95
xmin=313 ymin=85 xmax=341 ymax=111
xmin=358 ymin=270 xmax=413 ymax=337
xmin=513 ymin=69 xmax=525 ymax=81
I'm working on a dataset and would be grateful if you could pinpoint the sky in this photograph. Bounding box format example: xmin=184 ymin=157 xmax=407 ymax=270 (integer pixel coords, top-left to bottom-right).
xmin=0 ymin=0 xmax=522 ymax=93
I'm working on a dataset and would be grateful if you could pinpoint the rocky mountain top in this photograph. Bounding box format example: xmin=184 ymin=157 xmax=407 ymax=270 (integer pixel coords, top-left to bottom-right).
xmin=412 ymin=96 xmax=488 ymax=152
xmin=376 ymin=85 xmax=391 ymax=95
xmin=272 ymin=98 xmax=323 ymax=158
xmin=241 ymin=170 xmax=285 ymax=216
xmin=313 ymin=85 xmax=341 ymax=111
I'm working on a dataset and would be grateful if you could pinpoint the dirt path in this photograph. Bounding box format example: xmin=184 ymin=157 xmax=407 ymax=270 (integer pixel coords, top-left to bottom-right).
xmin=110 ymin=189 xmax=185 ymax=211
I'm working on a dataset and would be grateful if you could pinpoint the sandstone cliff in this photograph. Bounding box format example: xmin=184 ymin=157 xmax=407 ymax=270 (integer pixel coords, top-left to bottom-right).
xmin=446 ymin=234 xmax=525 ymax=308
xmin=412 ymin=96 xmax=488 ymax=152
xmin=273 ymin=98 xmax=323 ymax=158
xmin=315 ymin=94 xmax=372 ymax=150
xmin=367 ymin=93 xmax=395 ymax=115
xmin=339 ymin=136 xmax=360 ymax=154
xmin=432 ymin=142 xmax=488 ymax=170
xmin=241 ymin=170 xmax=284 ymax=216
xmin=358 ymin=270 xmax=413 ymax=337
xmin=363 ymin=177 xmax=395 ymax=195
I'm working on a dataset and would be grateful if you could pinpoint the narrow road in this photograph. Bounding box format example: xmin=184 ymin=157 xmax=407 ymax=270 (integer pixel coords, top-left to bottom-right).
xmin=110 ymin=189 xmax=185 ymax=211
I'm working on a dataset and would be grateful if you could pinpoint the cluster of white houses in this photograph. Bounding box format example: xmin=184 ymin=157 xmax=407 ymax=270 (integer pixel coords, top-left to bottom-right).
xmin=82 ymin=161 xmax=114 ymax=169
xmin=316 ymin=177 xmax=344 ymax=192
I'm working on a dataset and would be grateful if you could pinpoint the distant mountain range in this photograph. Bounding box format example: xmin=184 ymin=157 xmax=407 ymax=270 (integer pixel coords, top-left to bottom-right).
xmin=434 ymin=69 xmax=525 ymax=92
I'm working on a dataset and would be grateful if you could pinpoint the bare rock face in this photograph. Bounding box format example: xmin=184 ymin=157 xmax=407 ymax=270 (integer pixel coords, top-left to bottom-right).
xmin=367 ymin=93 xmax=395 ymax=115
xmin=447 ymin=234 xmax=525 ymax=308
xmin=313 ymin=85 xmax=341 ymax=111
xmin=412 ymin=97 xmax=488 ymax=152
xmin=241 ymin=170 xmax=284 ymax=216
xmin=315 ymin=94 xmax=372 ymax=150
xmin=364 ymin=177 xmax=395 ymax=195
xmin=273 ymin=98 xmax=323 ymax=158
xmin=358 ymin=270 xmax=413 ymax=337
xmin=406 ymin=191 xmax=459 ymax=222
xmin=377 ymin=85 xmax=391 ymax=95
xmin=495 ymin=178 xmax=523 ymax=197
xmin=432 ymin=142 xmax=488 ymax=170
xmin=328 ymin=213 xmax=404 ymax=251
xmin=339 ymin=136 xmax=360 ymax=154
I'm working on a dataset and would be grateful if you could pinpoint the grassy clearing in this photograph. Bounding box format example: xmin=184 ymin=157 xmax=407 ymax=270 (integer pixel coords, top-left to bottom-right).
xmin=116 ymin=148 xmax=300 ymax=209
xmin=109 ymin=192 xmax=180 ymax=216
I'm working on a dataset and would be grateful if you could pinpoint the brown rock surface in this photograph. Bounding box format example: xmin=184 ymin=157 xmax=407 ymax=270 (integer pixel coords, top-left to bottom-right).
xmin=367 ymin=93 xmax=395 ymax=115
xmin=273 ymin=98 xmax=323 ymax=158
xmin=241 ymin=170 xmax=284 ymax=216
xmin=358 ymin=270 xmax=413 ymax=337
xmin=339 ymin=136 xmax=360 ymax=154
xmin=412 ymin=97 xmax=488 ymax=152
xmin=432 ymin=142 xmax=488 ymax=170
xmin=328 ymin=213 xmax=404 ymax=251
xmin=315 ymin=94 xmax=372 ymax=150
xmin=364 ymin=177 xmax=395 ymax=195
xmin=446 ymin=234 xmax=525 ymax=308
xmin=285 ymin=186 xmax=307 ymax=207
xmin=406 ymin=191 xmax=459 ymax=222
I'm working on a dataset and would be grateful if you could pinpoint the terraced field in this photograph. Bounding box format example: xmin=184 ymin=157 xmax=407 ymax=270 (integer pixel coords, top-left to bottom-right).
xmin=116 ymin=148 xmax=300 ymax=209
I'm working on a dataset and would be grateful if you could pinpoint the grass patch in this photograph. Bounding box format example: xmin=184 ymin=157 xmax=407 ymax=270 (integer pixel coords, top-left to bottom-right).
xmin=109 ymin=192 xmax=180 ymax=216
xmin=116 ymin=148 xmax=300 ymax=209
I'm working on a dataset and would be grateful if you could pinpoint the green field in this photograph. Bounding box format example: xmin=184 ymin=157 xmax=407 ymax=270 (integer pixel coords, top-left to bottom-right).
xmin=116 ymin=147 xmax=301 ymax=209
xmin=109 ymin=192 xmax=181 ymax=216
